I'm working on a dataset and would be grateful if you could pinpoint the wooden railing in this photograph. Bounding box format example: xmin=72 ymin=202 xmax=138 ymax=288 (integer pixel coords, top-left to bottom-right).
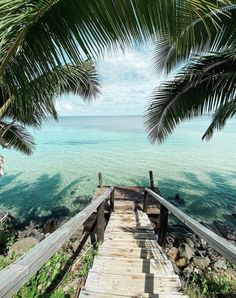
xmin=143 ymin=188 xmax=236 ymax=264
xmin=0 ymin=187 xmax=114 ymax=298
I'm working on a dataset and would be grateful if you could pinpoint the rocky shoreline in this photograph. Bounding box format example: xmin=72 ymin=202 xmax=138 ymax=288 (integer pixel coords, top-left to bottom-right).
xmin=0 ymin=207 xmax=236 ymax=296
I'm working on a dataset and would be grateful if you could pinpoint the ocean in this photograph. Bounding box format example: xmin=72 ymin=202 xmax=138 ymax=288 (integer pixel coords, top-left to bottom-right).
xmin=0 ymin=115 xmax=235 ymax=226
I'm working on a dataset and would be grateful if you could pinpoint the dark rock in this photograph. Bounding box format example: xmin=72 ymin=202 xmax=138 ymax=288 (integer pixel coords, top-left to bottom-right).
xmin=174 ymin=194 xmax=185 ymax=205
xmin=70 ymin=190 xmax=76 ymax=196
xmin=0 ymin=212 xmax=19 ymax=229
xmin=226 ymin=231 xmax=236 ymax=241
xmin=51 ymin=206 xmax=69 ymax=217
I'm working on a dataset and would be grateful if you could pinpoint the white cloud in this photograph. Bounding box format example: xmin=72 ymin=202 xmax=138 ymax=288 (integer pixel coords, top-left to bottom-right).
xmin=56 ymin=46 xmax=160 ymax=116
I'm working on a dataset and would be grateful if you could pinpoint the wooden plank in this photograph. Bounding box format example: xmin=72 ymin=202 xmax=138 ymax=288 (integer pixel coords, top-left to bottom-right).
xmin=83 ymin=272 xmax=181 ymax=296
xmin=98 ymin=247 xmax=168 ymax=260
xmin=145 ymin=188 xmax=236 ymax=264
xmin=92 ymin=256 xmax=174 ymax=275
xmin=80 ymin=290 xmax=188 ymax=297
xmin=0 ymin=187 xmax=113 ymax=298
xmin=158 ymin=204 xmax=169 ymax=247
xmin=97 ymin=201 xmax=105 ymax=244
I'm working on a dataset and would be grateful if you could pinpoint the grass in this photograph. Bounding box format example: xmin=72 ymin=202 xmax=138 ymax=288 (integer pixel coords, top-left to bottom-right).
xmin=183 ymin=271 xmax=236 ymax=298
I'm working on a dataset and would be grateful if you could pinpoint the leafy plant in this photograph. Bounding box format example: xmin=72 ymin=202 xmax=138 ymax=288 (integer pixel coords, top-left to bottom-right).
xmin=145 ymin=1 xmax=236 ymax=143
xmin=183 ymin=271 xmax=236 ymax=297
xmin=0 ymin=231 xmax=17 ymax=253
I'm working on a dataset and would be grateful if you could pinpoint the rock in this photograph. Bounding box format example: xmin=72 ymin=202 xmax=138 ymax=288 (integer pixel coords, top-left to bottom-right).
xmin=51 ymin=206 xmax=69 ymax=217
xmin=213 ymin=258 xmax=227 ymax=271
xmin=185 ymin=236 xmax=195 ymax=249
xmin=176 ymin=257 xmax=189 ymax=268
xmin=193 ymin=256 xmax=210 ymax=271
xmin=226 ymin=231 xmax=236 ymax=241
xmin=18 ymin=222 xmax=45 ymax=242
xmin=70 ymin=190 xmax=76 ymax=196
xmin=183 ymin=263 xmax=194 ymax=275
xmin=0 ymin=212 xmax=19 ymax=229
xmin=179 ymin=243 xmax=194 ymax=260
xmin=9 ymin=237 xmax=39 ymax=255
xmin=167 ymin=247 xmax=179 ymax=262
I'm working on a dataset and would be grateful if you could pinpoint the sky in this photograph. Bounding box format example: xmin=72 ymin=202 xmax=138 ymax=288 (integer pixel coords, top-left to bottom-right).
xmin=55 ymin=46 xmax=161 ymax=116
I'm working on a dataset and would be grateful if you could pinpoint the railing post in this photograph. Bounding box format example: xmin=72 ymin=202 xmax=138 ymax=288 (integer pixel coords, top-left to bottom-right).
xmin=97 ymin=201 xmax=105 ymax=244
xmin=158 ymin=204 xmax=169 ymax=247
xmin=98 ymin=172 xmax=103 ymax=188
xmin=143 ymin=190 xmax=148 ymax=213
xmin=110 ymin=188 xmax=115 ymax=212
xmin=149 ymin=170 xmax=154 ymax=190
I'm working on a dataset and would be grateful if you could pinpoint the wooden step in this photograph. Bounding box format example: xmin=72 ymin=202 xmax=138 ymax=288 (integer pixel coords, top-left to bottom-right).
xmin=82 ymin=272 xmax=182 ymax=296
xmin=92 ymin=256 xmax=174 ymax=275
xmin=101 ymin=239 xmax=162 ymax=250
xmin=98 ymin=247 xmax=167 ymax=260
xmin=80 ymin=291 xmax=188 ymax=298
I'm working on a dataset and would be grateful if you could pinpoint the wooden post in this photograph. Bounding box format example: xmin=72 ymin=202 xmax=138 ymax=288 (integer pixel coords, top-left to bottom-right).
xmin=143 ymin=190 xmax=148 ymax=213
xmin=97 ymin=202 xmax=105 ymax=244
xmin=110 ymin=189 xmax=115 ymax=212
xmin=158 ymin=204 xmax=169 ymax=246
xmin=149 ymin=171 xmax=154 ymax=190
xmin=98 ymin=172 xmax=102 ymax=188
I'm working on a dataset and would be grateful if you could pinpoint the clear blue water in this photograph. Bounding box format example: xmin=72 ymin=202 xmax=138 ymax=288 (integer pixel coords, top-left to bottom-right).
xmin=0 ymin=116 xmax=235 ymax=225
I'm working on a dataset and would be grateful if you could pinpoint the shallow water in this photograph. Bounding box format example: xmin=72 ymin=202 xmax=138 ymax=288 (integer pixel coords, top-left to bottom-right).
xmin=0 ymin=116 xmax=235 ymax=225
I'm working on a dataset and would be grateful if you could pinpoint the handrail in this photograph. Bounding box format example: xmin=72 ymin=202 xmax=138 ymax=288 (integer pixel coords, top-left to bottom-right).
xmin=145 ymin=188 xmax=236 ymax=264
xmin=0 ymin=187 xmax=114 ymax=298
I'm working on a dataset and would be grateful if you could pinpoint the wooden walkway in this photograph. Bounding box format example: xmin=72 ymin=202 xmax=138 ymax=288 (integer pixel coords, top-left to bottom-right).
xmin=80 ymin=186 xmax=187 ymax=297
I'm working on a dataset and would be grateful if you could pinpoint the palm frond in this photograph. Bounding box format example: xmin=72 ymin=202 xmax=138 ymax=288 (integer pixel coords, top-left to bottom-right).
xmin=2 ymin=61 xmax=100 ymax=127
xmin=153 ymin=2 xmax=236 ymax=73
xmin=0 ymin=1 xmax=224 ymax=88
xmin=145 ymin=51 xmax=236 ymax=143
xmin=0 ymin=121 xmax=35 ymax=155
xmin=202 ymin=99 xmax=236 ymax=140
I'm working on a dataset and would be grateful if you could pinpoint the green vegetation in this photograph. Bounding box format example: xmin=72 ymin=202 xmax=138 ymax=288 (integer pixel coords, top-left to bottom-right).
xmin=0 ymin=251 xmax=22 ymax=270
xmin=183 ymin=272 xmax=236 ymax=298
xmin=14 ymin=243 xmax=98 ymax=297
xmin=0 ymin=0 xmax=225 ymax=155
xmin=0 ymin=231 xmax=16 ymax=253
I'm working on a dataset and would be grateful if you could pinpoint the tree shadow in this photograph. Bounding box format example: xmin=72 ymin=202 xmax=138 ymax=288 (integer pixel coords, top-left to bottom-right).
xmin=129 ymin=170 xmax=236 ymax=226
xmin=0 ymin=173 xmax=90 ymax=221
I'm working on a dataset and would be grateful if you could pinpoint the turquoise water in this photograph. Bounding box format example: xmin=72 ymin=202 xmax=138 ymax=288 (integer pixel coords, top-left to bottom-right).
xmin=0 ymin=116 xmax=235 ymax=225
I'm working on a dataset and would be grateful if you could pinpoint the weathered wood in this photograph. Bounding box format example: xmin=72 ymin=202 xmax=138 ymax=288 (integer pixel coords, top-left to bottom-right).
xmin=98 ymin=172 xmax=103 ymax=187
xmin=0 ymin=187 xmax=113 ymax=298
xmin=145 ymin=188 xmax=236 ymax=264
xmin=158 ymin=204 xmax=169 ymax=247
xmin=149 ymin=170 xmax=154 ymax=189
xmin=143 ymin=190 xmax=148 ymax=213
xmin=80 ymin=186 xmax=186 ymax=297
xmin=97 ymin=201 xmax=105 ymax=244
xmin=110 ymin=189 xmax=115 ymax=212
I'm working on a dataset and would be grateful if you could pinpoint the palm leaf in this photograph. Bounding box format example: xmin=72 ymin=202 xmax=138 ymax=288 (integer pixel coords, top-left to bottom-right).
xmin=3 ymin=61 xmax=100 ymax=127
xmin=1 ymin=0 xmax=223 ymax=90
xmin=145 ymin=51 xmax=236 ymax=143
xmin=202 ymin=99 xmax=236 ymax=140
xmin=0 ymin=121 xmax=35 ymax=155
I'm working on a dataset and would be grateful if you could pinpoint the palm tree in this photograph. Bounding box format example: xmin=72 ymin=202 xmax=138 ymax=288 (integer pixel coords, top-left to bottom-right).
xmin=0 ymin=0 xmax=225 ymax=155
xmin=145 ymin=2 xmax=236 ymax=143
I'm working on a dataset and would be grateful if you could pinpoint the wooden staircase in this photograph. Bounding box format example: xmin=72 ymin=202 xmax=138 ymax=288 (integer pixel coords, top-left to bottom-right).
xmin=80 ymin=187 xmax=187 ymax=297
